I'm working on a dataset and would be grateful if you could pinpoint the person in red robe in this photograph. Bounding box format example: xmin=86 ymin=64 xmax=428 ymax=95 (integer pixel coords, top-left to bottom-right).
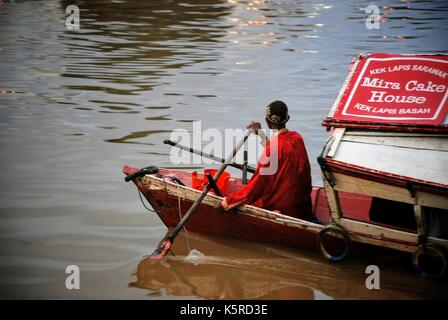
xmin=221 ymin=101 xmax=312 ymax=220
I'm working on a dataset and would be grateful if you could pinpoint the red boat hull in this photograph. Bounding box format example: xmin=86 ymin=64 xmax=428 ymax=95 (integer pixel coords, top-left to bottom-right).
xmin=123 ymin=165 xmax=419 ymax=266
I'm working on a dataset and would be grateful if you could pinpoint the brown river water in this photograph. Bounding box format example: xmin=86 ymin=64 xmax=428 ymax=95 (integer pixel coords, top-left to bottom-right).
xmin=0 ymin=0 xmax=447 ymax=299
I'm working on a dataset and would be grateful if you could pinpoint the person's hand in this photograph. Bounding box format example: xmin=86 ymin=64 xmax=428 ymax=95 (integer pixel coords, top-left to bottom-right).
xmin=220 ymin=198 xmax=229 ymax=211
xmin=246 ymin=121 xmax=261 ymax=135
xmin=218 ymin=198 xmax=238 ymax=215
xmin=217 ymin=198 xmax=230 ymax=214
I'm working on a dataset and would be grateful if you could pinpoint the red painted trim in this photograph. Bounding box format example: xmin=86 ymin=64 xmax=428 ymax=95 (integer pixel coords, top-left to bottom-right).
xmin=322 ymin=118 xmax=448 ymax=133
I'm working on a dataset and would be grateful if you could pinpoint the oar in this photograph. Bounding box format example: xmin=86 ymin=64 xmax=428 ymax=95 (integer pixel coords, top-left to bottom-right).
xmin=164 ymin=139 xmax=256 ymax=173
xmin=151 ymin=130 xmax=252 ymax=260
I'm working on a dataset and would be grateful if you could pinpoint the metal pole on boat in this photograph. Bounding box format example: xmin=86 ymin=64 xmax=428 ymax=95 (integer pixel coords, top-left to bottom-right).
xmin=242 ymin=149 xmax=248 ymax=185
xmin=151 ymin=130 xmax=252 ymax=260
xmin=163 ymin=139 xmax=256 ymax=173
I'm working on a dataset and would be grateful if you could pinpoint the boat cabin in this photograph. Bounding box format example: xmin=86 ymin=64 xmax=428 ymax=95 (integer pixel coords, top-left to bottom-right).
xmin=319 ymin=53 xmax=448 ymax=273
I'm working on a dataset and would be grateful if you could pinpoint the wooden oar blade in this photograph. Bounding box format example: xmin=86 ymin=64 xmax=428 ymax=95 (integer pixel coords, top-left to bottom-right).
xmin=150 ymin=239 xmax=172 ymax=260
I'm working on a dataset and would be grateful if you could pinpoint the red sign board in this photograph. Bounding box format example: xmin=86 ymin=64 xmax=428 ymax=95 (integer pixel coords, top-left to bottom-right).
xmin=330 ymin=53 xmax=448 ymax=127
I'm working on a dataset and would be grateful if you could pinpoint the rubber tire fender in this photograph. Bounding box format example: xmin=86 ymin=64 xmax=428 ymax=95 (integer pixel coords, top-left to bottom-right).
xmin=412 ymin=244 xmax=447 ymax=278
xmin=317 ymin=224 xmax=352 ymax=263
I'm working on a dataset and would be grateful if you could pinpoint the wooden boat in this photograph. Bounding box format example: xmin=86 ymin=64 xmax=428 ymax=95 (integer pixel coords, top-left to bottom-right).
xmin=123 ymin=53 xmax=448 ymax=276
xmin=123 ymin=164 xmax=444 ymax=266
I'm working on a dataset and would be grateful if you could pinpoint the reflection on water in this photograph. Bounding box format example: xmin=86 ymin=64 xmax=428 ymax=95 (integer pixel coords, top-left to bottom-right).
xmin=130 ymin=233 xmax=448 ymax=300
xmin=0 ymin=0 xmax=447 ymax=298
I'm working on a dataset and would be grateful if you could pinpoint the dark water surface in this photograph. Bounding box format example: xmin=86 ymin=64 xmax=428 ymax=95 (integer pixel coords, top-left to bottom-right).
xmin=0 ymin=0 xmax=447 ymax=299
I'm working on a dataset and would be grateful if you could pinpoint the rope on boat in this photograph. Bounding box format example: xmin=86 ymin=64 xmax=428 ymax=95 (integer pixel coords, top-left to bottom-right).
xmin=318 ymin=136 xmax=336 ymax=187
xmin=174 ymin=179 xmax=191 ymax=252
xmin=137 ymin=189 xmax=157 ymax=214
xmin=137 ymin=174 xmax=183 ymax=214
